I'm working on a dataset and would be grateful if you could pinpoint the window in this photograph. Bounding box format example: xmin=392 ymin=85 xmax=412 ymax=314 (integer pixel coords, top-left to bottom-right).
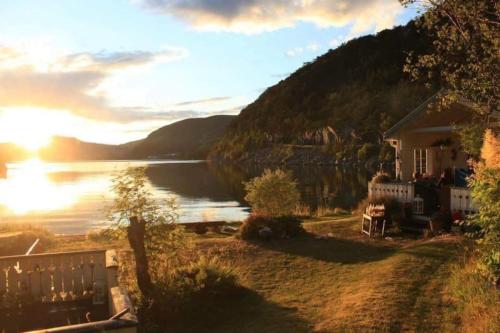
xmin=414 ymin=149 xmax=427 ymax=174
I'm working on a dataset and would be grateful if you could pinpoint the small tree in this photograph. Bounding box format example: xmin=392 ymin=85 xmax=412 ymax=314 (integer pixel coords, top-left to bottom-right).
xmin=244 ymin=169 xmax=300 ymax=217
xmin=109 ymin=167 xmax=182 ymax=298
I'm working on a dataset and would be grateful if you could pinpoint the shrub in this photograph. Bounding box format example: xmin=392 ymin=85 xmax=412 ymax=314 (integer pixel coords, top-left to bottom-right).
xmin=168 ymin=256 xmax=238 ymax=298
xmin=370 ymin=171 xmax=391 ymax=184
xmin=239 ymin=215 xmax=304 ymax=240
xmin=468 ymin=129 xmax=500 ymax=284
xmin=244 ymin=169 xmax=300 ymax=217
xmin=131 ymin=254 xmax=239 ymax=333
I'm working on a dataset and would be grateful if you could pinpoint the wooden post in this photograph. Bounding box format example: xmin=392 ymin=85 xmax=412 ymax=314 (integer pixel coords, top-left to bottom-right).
xmin=127 ymin=216 xmax=153 ymax=298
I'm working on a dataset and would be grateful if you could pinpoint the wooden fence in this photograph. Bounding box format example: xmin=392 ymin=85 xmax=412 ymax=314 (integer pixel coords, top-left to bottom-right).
xmin=0 ymin=249 xmax=110 ymax=307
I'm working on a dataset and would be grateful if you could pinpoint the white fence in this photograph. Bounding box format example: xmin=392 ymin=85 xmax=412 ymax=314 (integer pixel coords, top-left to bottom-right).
xmin=368 ymin=182 xmax=415 ymax=203
xmin=450 ymin=187 xmax=478 ymax=213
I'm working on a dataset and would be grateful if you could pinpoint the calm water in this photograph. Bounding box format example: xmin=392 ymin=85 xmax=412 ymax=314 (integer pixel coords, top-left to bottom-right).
xmin=0 ymin=159 xmax=372 ymax=234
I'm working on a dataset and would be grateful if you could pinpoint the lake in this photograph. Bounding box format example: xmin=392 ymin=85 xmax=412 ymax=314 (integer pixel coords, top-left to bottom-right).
xmin=0 ymin=159 xmax=372 ymax=234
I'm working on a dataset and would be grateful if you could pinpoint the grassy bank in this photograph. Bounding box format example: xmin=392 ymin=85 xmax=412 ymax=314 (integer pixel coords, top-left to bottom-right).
xmin=4 ymin=216 xmax=496 ymax=332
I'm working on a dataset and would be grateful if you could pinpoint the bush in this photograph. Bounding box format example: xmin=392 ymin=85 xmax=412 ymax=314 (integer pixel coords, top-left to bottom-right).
xmin=120 ymin=252 xmax=239 ymax=333
xmin=168 ymin=256 xmax=238 ymax=298
xmin=244 ymin=169 xmax=300 ymax=217
xmin=370 ymin=171 xmax=391 ymax=184
xmin=239 ymin=215 xmax=304 ymax=240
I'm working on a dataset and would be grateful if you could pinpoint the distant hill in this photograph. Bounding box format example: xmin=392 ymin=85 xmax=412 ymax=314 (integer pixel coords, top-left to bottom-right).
xmin=126 ymin=115 xmax=236 ymax=159
xmin=39 ymin=136 xmax=127 ymax=161
xmin=210 ymin=21 xmax=436 ymax=163
xmin=0 ymin=115 xmax=235 ymax=162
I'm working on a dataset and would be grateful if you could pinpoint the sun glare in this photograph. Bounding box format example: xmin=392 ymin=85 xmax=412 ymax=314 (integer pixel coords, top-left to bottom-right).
xmin=0 ymin=108 xmax=55 ymax=152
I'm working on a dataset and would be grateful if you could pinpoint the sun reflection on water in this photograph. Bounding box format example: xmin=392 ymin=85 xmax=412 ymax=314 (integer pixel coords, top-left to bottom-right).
xmin=0 ymin=158 xmax=108 ymax=215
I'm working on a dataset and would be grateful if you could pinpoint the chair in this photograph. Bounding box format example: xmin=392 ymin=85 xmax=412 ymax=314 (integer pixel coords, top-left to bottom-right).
xmin=361 ymin=204 xmax=387 ymax=237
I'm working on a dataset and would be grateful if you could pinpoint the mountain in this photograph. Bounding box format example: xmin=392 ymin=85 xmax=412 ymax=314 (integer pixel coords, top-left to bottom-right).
xmin=210 ymin=21 xmax=436 ymax=164
xmin=126 ymin=115 xmax=236 ymax=159
xmin=39 ymin=136 xmax=127 ymax=161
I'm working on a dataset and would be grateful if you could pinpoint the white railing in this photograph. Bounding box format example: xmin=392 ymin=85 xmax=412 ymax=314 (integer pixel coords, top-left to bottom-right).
xmin=368 ymin=182 xmax=415 ymax=203
xmin=450 ymin=187 xmax=478 ymax=214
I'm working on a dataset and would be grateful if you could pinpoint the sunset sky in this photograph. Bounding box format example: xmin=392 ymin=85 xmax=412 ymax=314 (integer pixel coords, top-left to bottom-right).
xmin=0 ymin=0 xmax=418 ymax=147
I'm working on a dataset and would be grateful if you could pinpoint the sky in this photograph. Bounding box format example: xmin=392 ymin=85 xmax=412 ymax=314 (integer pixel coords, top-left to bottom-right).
xmin=0 ymin=0 xmax=419 ymax=147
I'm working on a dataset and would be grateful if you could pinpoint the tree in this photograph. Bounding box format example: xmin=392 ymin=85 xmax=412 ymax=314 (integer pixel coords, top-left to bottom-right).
xmin=244 ymin=169 xmax=300 ymax=217
xmin=109 ymin=167 xmax=180 ymax=298
xmin=401 ymin=0 xmax=499 ymax=117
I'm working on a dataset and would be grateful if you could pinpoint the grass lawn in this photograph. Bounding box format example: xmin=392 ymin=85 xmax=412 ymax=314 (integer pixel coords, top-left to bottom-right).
xmin=3 ymin=216 xmax=461 ymax=333
xmin=39 ymin=215 xmax=462 ymax=333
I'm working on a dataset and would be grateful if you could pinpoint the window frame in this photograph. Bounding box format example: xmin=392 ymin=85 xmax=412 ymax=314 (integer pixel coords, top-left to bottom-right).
xmin=414 ymin=148 xmax=428 ymax=175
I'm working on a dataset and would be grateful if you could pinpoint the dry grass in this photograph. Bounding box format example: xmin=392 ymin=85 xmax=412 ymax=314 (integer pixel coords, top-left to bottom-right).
xmin=190 ymin=216 xmax=462 ymax=333
xmin=22 ymin=216 xmax=492 ymax=332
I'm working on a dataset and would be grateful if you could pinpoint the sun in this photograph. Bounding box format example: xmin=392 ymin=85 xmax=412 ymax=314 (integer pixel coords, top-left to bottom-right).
xmin=0 ymin=108 xmax=55 ymax=152
xmin=16 ymin=134 xmax=52 ymax=152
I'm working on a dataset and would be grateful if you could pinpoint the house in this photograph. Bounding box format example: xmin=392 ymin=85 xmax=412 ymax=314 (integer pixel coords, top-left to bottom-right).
xmin=369 ymin=95 xmax=478 ymax=217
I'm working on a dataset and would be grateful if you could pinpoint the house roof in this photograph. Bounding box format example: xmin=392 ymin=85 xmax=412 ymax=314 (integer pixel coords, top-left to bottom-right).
xmin=384 ymin=93 xmax=439 ymax=139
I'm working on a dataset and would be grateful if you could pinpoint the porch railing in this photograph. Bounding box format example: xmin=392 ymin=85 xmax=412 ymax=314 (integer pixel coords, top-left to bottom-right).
xmin=450 ymin=187 xmax=478 ymax=214
xmin=0 ymin=249 xmax=108 ymax=306
xmin=368 ymin=182 xmax=415 ymax=203
xmin=0 ymin=249 xmax=138 ymax=332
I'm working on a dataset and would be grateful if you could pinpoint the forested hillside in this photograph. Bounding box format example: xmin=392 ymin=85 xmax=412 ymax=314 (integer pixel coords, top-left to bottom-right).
xmin=126 ymin=115 xmax=236 ymax=159
xmin=211 ymin=21 xmax=436 ymax=163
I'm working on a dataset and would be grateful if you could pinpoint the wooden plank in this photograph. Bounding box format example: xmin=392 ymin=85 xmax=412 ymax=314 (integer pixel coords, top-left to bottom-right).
xmin=61 ymin=255 xmax=74 ymax=301
xmin=82 ymin=254 xmax=94 ymax=296
xmin=52 ymin=258 xmax=63 ymax=301
xmin=40 ymin=267 xmax=52 ymax=302
xmin=7 ymin=265 xmax=18 ymax=295
xmin=72 ymin=255 xmax=84 ymax=298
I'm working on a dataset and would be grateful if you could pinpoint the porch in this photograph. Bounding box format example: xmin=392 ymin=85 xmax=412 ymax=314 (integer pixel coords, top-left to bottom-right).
xmin=368 ymin=182 xmax=477 ymax=217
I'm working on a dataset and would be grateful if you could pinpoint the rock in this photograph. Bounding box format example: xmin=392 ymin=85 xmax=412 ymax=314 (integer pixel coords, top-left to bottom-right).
xmin=258 ymin=226 xmax=273 ymax=240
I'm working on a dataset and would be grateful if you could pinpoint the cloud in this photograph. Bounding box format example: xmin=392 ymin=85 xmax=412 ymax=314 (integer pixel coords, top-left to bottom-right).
xmin=174 ymin=96 xmax=231 ymax=107
xmin=56 ymin=48 xmax=188 ymax=72
xmin=0 ymin=45 xmax=189 ymax=122
xmin=139 ymin=0 xmax=403 ymax=35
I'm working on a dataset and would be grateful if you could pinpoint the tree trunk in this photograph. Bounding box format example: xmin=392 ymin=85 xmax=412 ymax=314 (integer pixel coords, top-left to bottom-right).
xmin=127 ymin=216 xmax=153 ymax=298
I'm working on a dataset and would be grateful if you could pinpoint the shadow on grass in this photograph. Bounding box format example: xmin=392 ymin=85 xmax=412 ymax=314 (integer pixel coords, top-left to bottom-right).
xmin=164 ymin=286 xmax=311 ymax=333
xmin=248 ymin=233 xmax=396 ymax=264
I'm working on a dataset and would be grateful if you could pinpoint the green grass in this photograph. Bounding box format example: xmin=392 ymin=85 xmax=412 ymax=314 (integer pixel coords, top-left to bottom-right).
xmin=19 ymin=216 xmax=473 ymax=332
